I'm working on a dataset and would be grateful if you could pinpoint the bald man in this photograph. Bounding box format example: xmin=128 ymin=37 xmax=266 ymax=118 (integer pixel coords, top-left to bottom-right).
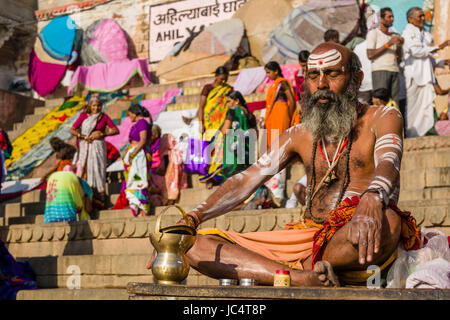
xmin=148 ymin=43 xmax=421 ymax=287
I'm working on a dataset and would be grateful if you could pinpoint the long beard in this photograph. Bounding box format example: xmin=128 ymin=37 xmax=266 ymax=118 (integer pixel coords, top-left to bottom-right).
xmin=302 ymin=80 xmax=359 ymax=140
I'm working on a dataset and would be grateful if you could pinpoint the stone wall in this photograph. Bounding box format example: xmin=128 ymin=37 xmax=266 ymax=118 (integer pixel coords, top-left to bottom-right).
xmin=0 ymin=89 xmax=44 ymax=131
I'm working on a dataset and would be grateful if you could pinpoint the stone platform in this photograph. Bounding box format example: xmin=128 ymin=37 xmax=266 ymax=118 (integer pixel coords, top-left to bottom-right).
xmin=127 ymin=283 xmax=450 ymax=300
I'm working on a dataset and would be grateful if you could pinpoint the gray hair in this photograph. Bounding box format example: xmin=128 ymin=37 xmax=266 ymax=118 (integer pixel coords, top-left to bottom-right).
xmin=89 ymin=95 xmax=102 ymax=106
xmin=406 ymin=7 xmax=422 ymax=20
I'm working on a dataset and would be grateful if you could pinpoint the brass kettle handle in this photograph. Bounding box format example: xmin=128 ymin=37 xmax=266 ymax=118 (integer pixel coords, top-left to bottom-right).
xmin=154 ymin=205 xmax=189 ymax=234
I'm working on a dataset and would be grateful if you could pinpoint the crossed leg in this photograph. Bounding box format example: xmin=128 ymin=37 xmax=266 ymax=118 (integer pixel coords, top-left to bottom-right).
xmin=147 ymin=208 xmax=401 ymax=286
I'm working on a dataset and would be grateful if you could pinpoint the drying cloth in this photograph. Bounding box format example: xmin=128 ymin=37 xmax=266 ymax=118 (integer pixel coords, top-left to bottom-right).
xmin=28 ymin=49 xmax=67 ymax=97
xmin=38 ymin=15 xmax=76 ymax=62
xmin=233 ymin=66 xmax=267 ymax=95
xmin=5 ymin=96 xmax=84 ymax=169
xmin=406 ymin=258 xmax=450 ymax=289
xmin=139 ymin=88 xmax=182 ymax=119
xmin=34 ymin=37 xmax=67 ymax=66
xmin=262 ymin=0 xmax=360 ymax=64
xmin=436 ymin=121 xmax=450 ymax=136
xmin=80 ymin=20 xmax=109 ymax=66
xmin=89 ymin=19 xmax=129 ymax=62
xmin=68 ymin=58 xmax=151 ymax=95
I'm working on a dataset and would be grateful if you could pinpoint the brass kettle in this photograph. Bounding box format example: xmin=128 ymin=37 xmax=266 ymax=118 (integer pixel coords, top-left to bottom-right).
xmin=149 ymin=205 xmax=197 ymax=285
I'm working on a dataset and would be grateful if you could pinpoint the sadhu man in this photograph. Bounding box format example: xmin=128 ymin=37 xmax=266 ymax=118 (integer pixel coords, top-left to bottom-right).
xmin=148 ymin=43 xmax=421 ymax=286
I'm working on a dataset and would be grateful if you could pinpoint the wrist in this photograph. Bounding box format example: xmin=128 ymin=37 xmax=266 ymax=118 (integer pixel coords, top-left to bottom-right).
xmin=186 ymin=212 xmax=201 ymax=228
xmin=384 ymin=42 xmax=390 ymax=49
xmin=361 ymin=188 xmax=388 ymax=208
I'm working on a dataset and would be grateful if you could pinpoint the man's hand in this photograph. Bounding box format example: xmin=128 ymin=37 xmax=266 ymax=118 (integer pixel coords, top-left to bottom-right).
xmin=389 ymin=35 xmax=403 ymax=46
xmin=347 ymin=193 xmax=384 ymax=265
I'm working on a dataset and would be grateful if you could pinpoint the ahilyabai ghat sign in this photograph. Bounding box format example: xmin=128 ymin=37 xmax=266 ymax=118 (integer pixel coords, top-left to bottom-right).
xmin=149 ymin=0 xmax=248 ymax=63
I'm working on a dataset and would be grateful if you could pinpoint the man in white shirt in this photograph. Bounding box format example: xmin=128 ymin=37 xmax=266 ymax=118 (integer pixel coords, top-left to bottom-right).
xmin=402 ymin=7 xmax=449 ymax=137
xmin=172 ymin=109 xmax=200 ymax=163
xmin=366 ymin=7 xmax=403 ymax=107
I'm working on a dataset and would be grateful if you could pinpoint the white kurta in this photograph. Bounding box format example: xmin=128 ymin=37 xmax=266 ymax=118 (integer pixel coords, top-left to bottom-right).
xmin=401 ymin=24 xmax=439 ymax=137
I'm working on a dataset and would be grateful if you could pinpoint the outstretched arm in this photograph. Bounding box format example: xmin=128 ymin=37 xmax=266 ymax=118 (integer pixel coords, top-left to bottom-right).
xmin=186 ymin=130 xmax=299 ymax=227
xmin=347 ymin=106 xmax=404 ymax=265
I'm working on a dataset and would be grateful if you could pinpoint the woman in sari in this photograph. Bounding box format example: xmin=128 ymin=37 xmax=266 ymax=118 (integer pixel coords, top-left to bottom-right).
xmin=70 ymin=96 xmax=119 ymax=208
xmin=148 ymin=125 xmax=166 ymax=206
xmin=263 ymin=61 xmax=296 ymax=202
xmin=44 ymin=170 xmax=93 ymax=223
xmin=122 ymin=104 xmax=153 ymax=217
xmin=148 ymin=125 xmax=187 ymax=206
xmin=221 ymin=91 xmax=257 ymax=180
xmin=197 ymin=66 xmax=233 ymax=188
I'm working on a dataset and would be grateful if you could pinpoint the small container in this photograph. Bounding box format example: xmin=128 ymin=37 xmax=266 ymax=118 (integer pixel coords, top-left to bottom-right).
xmin=239 ymin=278 xmax=256 ymax=286
xmin=219 ymin=279 xmax=237 ymax=286
xmin=274 ymin=270 xmax=291 ymax=287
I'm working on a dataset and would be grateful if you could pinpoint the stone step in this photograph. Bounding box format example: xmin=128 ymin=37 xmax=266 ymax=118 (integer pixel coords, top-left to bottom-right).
xmin=33 ymin=106 xmax=52 ymax=115
xmin=44 ymin=97 xmax=65 ymax=108
xmin=2 ymin=208 xmax=302 ymax=257
xmin=17 ymin=288 xmax=129 ymax=300
xmin=4 ymin=204 xmax=449 ymax=259
xmin=128 ymin=283 xmax=450 ymax=300
xmin=128 ymin=84 xmax=180 ymax=96
xmin=12 ymin=114 xmax=47 ymax=136
xmin=6 ymin=205 xmax=198 ymax=225
xmin=15 ymin=253 xmax=218 ymax=289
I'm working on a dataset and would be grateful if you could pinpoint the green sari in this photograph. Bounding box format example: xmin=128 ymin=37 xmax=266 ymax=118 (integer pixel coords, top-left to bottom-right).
xmin=222 ymin=106 xmax=254 ymax=180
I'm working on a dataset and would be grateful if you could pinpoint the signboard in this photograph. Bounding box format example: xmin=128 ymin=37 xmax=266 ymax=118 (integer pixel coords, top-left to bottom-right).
xmin=149 ymin=0 xmax=248 ymax=64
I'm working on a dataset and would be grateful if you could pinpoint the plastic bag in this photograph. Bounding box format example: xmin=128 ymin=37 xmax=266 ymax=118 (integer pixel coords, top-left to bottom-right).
xmin=386 ymin=227 xmax=450 ymax=288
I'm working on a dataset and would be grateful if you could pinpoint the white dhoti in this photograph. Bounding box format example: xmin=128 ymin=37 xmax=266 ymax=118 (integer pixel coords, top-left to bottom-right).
xmin=406 ymin=79 xmax=436 ymax=138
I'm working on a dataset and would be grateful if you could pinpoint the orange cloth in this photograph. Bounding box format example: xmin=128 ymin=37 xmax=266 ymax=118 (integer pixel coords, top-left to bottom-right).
xmin=198 ymin=219 xmax=321 ymax=270
xmin=264 ymin=77 xmax=295 ymax=148
xmin=290 ymin=106 xmax=301 ymax=127
xmin=198 ymin=197 xmax=421 ymax=272
xmin=57 ymin=159 xmax=73 ymax=171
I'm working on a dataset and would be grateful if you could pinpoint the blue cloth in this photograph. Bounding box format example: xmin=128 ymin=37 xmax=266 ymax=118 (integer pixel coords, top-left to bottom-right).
xmin=368 ymin=0 xmax=425 ymax=34
xmin=0 ymin=240 xmax=37 ymax=300
xmin=39 ymin=15 xmax=76 ymax=62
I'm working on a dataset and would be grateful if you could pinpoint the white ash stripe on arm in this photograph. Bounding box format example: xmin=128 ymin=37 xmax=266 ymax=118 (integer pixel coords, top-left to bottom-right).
xmin=369 ymin=175 xmax=393 ymax=195
xmin=375 ymin=151 xmax=401 ymax=171
xmin=379 ymin=105 xmax=403 ymax=118
xmin=374 ymin=133 xmax=403 ymax=153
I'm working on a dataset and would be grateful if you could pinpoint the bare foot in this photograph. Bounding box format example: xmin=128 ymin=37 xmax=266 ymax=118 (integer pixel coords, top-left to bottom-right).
xmin=146 ymin=249 xmax=157 ymax=269
xmin=313 ymin=261 xmax=340 ymax=287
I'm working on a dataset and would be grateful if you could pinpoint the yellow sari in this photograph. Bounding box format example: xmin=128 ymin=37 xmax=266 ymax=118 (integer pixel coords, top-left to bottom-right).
xmin=200 ymin=84 xmax=232 ymax=183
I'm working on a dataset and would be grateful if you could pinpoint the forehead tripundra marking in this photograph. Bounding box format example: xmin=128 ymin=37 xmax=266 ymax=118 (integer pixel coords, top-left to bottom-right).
xmin=307 ymin=49 xmax=343 ymax=72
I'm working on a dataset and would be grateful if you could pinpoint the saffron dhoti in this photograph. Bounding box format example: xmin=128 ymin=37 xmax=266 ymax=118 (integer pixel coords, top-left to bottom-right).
xmin=198 ymin=196 xmax=421 ymax=283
